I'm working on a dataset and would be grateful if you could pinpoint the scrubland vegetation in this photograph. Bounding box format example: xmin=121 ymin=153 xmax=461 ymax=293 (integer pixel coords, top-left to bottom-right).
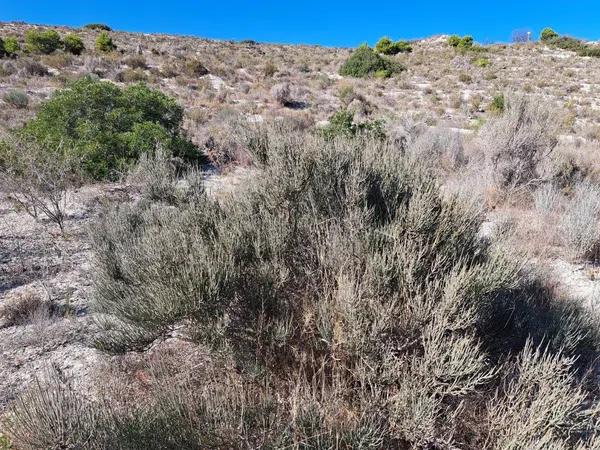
xmin=1 ymin=21 xmax=600 ymax=449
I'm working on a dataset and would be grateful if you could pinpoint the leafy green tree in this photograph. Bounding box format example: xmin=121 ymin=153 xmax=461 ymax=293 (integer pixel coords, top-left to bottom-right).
xmin=25 ymin=29 xmax=62 ymax=54
xmin=540 ymin=28 xmax=559 ymax=42
xmin=3 ymin=37 xmax=20 ymax=56
xmin=21 ymin=77 xmax=203 ymax=179
xmin=63 ymin=34 xmax=85 ymax=55
xmin=375 ymin=36 xmax=412 ymax=55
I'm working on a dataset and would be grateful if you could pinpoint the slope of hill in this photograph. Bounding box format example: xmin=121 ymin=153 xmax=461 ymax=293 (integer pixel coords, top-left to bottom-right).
xmin=1 ymin=22 xmax=600 ymax=448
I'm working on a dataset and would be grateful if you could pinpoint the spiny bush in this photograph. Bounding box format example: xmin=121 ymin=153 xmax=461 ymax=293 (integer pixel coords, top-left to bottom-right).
xmin=63 ymin=33 xmax=85 ymax=55
xmin=339 ymin=44 xmax=404 ymax=78
xmin=480 ymin=93 xmax=560 ymax=188
xmin=20 ymin=76 xmax=203 ymax=179
xmin=24 ymin=29 xmax=62 ymax=54
xmin=375 ymin=36 xmax=412 ymax=55
xmin=95 ymin=31 xmax=116 ymax=52
xmin=84 ymin=23 xmax=112 ymax=31
xmin=5 ymin=125 xmax=600 ymax=448
xmin=3 ymin=37 xmax=21 ymax=56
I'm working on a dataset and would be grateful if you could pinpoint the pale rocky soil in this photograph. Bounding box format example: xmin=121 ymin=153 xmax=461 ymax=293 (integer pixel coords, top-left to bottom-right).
xmin=1 ymin=22 xmax=600 ymax=416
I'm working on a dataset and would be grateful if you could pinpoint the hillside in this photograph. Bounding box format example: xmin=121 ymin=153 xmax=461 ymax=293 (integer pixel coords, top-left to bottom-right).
xmin=1 ymin=22 xmax=600 ymax=449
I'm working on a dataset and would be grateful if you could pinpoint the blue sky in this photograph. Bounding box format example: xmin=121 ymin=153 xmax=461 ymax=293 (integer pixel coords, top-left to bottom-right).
xmin=2 ymin=1 xmax=598 ymax=47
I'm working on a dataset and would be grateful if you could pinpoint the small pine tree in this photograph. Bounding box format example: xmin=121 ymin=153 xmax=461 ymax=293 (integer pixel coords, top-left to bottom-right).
xmin=540 ymin=28 xmax=559 ymax=42
xmin=95 ymin=31 xmax=116 ymax=53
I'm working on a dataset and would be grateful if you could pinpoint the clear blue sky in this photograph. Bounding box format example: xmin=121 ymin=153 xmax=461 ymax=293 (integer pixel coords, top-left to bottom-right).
xmin=3 ymin=1 xmax=598 ymax=47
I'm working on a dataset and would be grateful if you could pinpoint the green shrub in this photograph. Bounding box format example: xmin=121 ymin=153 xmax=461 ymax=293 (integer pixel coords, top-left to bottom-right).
xmin=3 ymin=89 xmax=29 ymax=109
xmin=474 ymin=56 xmax=490 ymax=67
xmin=84 ymin=23 xmax=112 ymax=31
xmin=548 ymin=35 xmax=586 ymax=52
xmin=448 ymin=35 xmax=461 ymax=47
xmin=3 ymin=37 xmax=20 ymax=56
xmin=540 ymin=27 xmax=559 ymax=42
xmin=318 ymin=109 xmax=385 ymax=140
xmin=62 ymin=34 xmax=85 ymax=55
xmin=375 ymin=36 xmax=412 ymax=55
xmin=458 ymin=35 xmax=474 ymax=49
xmin=21 ymin=76 xmax=203 ymax=179
xmin=95 ymin=31 xmax=116 ymax=52
xmin=449 ymin=35 xmax=477 ymax=51
xmin=339 ymin=44 xmax=404 ymax=78
xmin=578 ymin=46 xmax=600 ymax=57
xmin=25 ymin=29 xmax=62 ymax=54
xmin=489 ymin=93 xmax=505 ymax=114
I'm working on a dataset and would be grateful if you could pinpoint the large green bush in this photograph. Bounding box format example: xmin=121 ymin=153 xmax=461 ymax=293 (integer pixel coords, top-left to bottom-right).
xmin=63 ymin=34 xmax=85 ymax=55
xmin=3 ymin=37 xmax=20 ymax=56
xmin=375 ymin=36 xmax=412 ymax=55
xmin=24 ymin=29 xmax=62 ymax=54
xmin=95 ymin=31 xmax=116 ymax=52
xmin=21 ymin=76 xmax=202 ymax=179
xmin=540 ymin=27 xmax=559 ymax=42
xmin=339 ymin=44 xmax=404 ymax=78
xmin=83 ymin=23 xmax=112 ymax=31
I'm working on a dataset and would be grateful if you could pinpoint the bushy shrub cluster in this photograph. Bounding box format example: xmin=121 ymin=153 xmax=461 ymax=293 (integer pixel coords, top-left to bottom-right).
xmin=374 ymin=36 xmax=412 ymax=55
xmin=20 ymin=76 xmax=203 ymax=179
xmin=540 ymin=28 xmax=600 ymax=58
xmin=3 ymin=123 xmax=600 ymax=447
xmin=540 ymin=27 xmax=559 ymax=42
xmin=62 ymin=33 xmax=85 ymax=55
xmin=83 ymin=23 xmax=112 ymax=31
xmin=339 ymin=44 xmax=404 ymax=78
xmin=318 ymin=109 xmax=385 ymax=140
xmin=25 ymin=29 xmax=62 ymax=54
xmin=95 ymin=31 xmax=116 ymax=52
xmin=448 ymin=34 xmax=474 ymax=49
xmin=2 ymin=36 xmax=20 ymax=56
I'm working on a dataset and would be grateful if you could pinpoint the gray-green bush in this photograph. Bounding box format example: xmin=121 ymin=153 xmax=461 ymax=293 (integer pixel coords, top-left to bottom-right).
xmin=4 ymin=126 xmax=600 ymax=448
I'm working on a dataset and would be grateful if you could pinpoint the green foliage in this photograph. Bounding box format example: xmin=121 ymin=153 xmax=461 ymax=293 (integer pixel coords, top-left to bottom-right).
xmin=474 ymin=56 xmax=491 ymax=67
xmin=579 ymin=46 xmax=600 ymax=57
xmin=339 ymin=44 xmax=404 ymax=78
xmin=449 ymin=35 xmax=477 ymax=52
xmin=542 ymin=30 xmax=600 ymax=57
xmin=83 ymin=23 xmax=112 ymax=31
xmin=489 ymin=93 xmax=505 ymax=114
xmin=25 ymin=29 xmax=62 ymax=54
xmin=3 ymin=37 xmax=20 ymax=56
xmin=458 ymin=35 xmax=474 ymax=49
xmin=448 ymin=35 xmax=461 ymax=47
xmin=21 ymin=76 xmax=203 ymax=179
xmin=318 ymin=109 xmax=385 ymax=140
xmin=540 ymin=27 xmax=559 ymax=42
xmin=95 ymin=31 xmax=116 ymax=52
xmin=375 ymin=36 xmax=412 ymax=55
xmin=3 ymin=90 xmax=29 ymax=109
xmin=62 ymin=34 xmax=85 ymax=55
